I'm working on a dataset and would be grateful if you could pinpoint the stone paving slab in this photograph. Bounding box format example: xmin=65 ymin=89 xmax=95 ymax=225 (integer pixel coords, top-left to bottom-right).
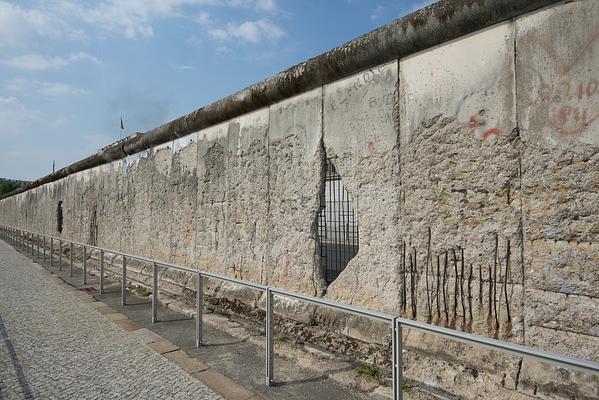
xmin=129 ymin=328 xmax=162 ymax=344
xmin=96 ymin=305 xmax=118 ymax=314
xmin=116 ymin=319 xmax=143 ymax=331
xmin=164 ymin=350 xmax=211 ymax=374
xmin=0 ymin=240 xmax=222 ymax=400
xmin=105 ymin=312 xmax=129 ymax=321
xmin=148 ymin=339 xmax=181 ymax=355
xmin=192 ymin=369 xmax=257 ymax=400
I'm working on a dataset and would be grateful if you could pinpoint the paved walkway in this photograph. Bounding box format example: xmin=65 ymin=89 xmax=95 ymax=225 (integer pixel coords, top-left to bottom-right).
xmin=0 ymin=240 xmax=221 ymax=400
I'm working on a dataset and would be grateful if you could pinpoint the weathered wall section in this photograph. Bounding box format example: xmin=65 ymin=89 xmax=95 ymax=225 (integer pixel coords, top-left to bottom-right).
xmin=2 ymin=1 xmax=598 ymax=399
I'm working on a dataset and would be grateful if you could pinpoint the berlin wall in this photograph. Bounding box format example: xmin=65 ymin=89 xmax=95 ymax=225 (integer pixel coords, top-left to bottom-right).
xmin=1 ymin=0 xmax=598 ymax=398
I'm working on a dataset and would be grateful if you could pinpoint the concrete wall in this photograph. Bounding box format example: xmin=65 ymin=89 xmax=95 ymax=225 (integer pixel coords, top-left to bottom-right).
xmin=2 ymin=1 xmax=598 ymax=398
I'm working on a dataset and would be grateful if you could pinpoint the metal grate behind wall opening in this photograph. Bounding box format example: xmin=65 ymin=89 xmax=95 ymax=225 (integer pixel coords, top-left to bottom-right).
xmin=318 ymin=158 xmax=359 ymax=284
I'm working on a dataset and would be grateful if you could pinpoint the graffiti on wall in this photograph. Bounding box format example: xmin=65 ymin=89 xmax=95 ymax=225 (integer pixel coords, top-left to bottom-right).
xmin=525 ymin=28 xmax=599 ymax=141
xmin=453 ymin=75 xmax=506 ymax=142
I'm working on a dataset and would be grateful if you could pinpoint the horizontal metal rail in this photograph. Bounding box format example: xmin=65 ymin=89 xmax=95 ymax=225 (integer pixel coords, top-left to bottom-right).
xmin=1 ymin=225 xmax=598 ymax=400
xmin=272 ymin=287 xmax=392 ymax=323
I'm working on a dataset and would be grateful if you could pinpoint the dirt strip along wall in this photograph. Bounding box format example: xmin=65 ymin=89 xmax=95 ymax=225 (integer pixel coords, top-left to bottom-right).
xmin=2 ymin=1 xmax=598 ymax=399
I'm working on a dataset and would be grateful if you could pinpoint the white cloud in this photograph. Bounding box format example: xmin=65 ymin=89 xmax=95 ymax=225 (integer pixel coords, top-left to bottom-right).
xmin=175 ymin=65 xmax=194 ymax=70
xmin=370 ymin=5 xmax=385 ymax=21
xmin=6 ymin=78 xmax=87 ymax=97
xmin=222 ymin=0 xmax=276 ymax=12
xmin=216 ymin=46 xmax=231 ymax=55
xmin=69 ymin=51 xmax=100 ymax=64
xmin=0 ymin=1 xmax=57 ymax=47
xmin=4 ymin=54 xmax=67 ymax=70
xmin=194 ymin=11 xmax=212 ymax=26
xmin=56 ymin=0 xmax=278 ymax=40
xmin=0 ymin=96 xmax=42 ymax=136
xmin=208 ymin=19 xmax=284 ymax=44
xmin=3 ymin=52 xmax=100 ymax=71
xmin=255 ymin=0 xmax=276 ymax=12
xmin=0 ymin=0 xmax=281 ymax=45
xmin=208 ymin=28 xmax=229 ymax=40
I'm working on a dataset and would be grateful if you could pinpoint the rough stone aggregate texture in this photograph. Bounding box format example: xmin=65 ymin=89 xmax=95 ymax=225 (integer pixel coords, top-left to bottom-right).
xmin=512 ymin=2 xmax=599 ymax=398
xmin=1 ymin=2 xmax=599 ymax=399
xmin=319 ymin=60 xmax=402 ymax=343
xmin=0 ymin=240 xmax=221 ymax=400
xmin=396 ymin=19 xmax=528 ymax=398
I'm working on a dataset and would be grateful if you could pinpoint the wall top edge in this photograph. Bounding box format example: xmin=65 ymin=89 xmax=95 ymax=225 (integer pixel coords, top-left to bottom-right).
xmin=1 ymin=0 xmax=564 ymax=200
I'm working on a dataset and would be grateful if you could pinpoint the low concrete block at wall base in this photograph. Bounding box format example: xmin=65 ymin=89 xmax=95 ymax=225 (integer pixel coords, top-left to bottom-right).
xmin=518 ymin=358 xmax=599 ymax=400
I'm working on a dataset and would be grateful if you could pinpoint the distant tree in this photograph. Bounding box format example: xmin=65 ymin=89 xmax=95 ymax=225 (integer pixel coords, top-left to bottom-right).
xmin=0 ymin=180 xmax=22 ymax=196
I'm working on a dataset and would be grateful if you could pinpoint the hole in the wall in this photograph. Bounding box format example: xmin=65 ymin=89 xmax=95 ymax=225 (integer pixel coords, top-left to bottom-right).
xmin=56 ymin=201 xmax=63 ymax=233
xmin=317 ymin=158 xmax=359 ymax=284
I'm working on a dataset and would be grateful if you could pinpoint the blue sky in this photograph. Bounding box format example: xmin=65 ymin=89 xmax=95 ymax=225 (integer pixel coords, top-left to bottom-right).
xmin=0 ymin=0 xmax=434 ymax=180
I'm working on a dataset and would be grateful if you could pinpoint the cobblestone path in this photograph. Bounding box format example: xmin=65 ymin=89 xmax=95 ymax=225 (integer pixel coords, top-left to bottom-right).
xmin=0 ymin=240 xmax=221 ymax=400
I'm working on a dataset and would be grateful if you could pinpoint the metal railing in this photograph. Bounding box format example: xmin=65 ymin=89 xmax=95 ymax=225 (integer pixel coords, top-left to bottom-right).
xmin=1 ymin=225 xmax=598 ymax=399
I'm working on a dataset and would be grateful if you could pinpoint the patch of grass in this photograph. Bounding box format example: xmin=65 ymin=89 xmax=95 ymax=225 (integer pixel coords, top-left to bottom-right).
xmin=357 ymin=365 xmax=381 ymax=380
xmin=438 ymin=190 xmax=449 ymax=202
xmin=127 ymin=283 xmax=152 ymax=297
xmin=402 ymin=382 xmax=412 ymax=392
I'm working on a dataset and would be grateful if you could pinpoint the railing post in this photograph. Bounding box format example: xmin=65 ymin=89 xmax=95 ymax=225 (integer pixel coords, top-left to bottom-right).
xmin=392 ymin=317 xmax=403 ymax=400
xmin=83 ymin=246 xmax=87 ymax=285
xmin=152 ymin=262 xmax=158 ymax=323
xmin=266 ymin=287 xmax=274 ymax=386
xmin=43 ymin=236 xmax=46 ymax=264
xmin=70 ymin=242 xmax=74 ymax=277
xmin=58 ymin=239 xmax=62 ymax=270
xmin=196 ymin=272 xmax=203 ymax=347
xmin=50 ymin=238 xmax=54 ymax=266
xmin=121 ymin=255 xmax=127 ymax=306
xmin=37 ymin=234 xmax=40 ymax=258
xmin=99 ymin=250 xmax=104 ymax=294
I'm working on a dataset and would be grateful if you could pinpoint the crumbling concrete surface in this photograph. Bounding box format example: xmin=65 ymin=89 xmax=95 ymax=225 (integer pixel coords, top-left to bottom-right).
xmin=1 ymin=1 xmax=598 ymax=399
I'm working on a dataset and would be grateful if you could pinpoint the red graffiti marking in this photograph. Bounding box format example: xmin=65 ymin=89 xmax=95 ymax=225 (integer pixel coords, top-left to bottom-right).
xmin=467 ymin=115 xmax=481 ymax=130
xmin=534 ymin=78 xmax=599 ymax=139
xmin=466 ymin=114 xmax=502 ymax=141
xmin=536 ymin=79 xmax=599 ymax=104
xmin=530 ymin=27 xmax=599 ymax=77
xmin=367 ymin=140 xmax=375 ymax=153
xmin=525 ymin=25 xmax=599 ymax=140
xmin=548 ymin=106 xmax=599 ymax=140
xmin=563 ymin=29 xmax=599 ymax=76
xmin=482 ymin=128 xmax=502 ymax=140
